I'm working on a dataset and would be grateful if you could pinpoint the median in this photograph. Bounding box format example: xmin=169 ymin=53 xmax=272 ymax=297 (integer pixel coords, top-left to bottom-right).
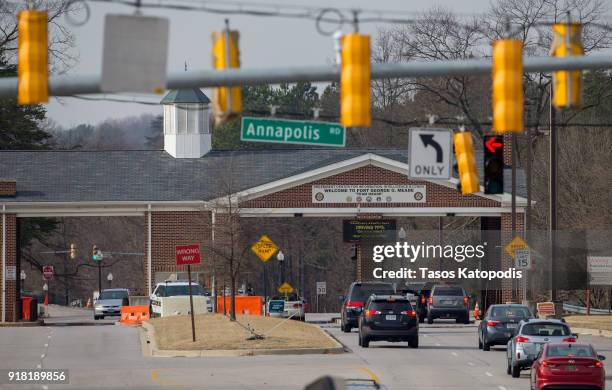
xmin=142 ymin=314 xmax=343 ymax=357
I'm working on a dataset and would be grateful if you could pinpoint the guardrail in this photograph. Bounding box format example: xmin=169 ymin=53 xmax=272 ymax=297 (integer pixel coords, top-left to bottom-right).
xmin=563 ymin=303 xmax=612 ymax=315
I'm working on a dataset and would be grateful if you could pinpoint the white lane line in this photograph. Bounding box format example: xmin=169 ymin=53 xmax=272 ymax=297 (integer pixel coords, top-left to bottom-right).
xmin=467 ymin=362 xmax=474 ymax=366
xmin=435 ymin=343 xmax=441 ymax=346
xmin=42 ymin=385 xmax=49 ymax=390
xmin=36 ymin=364 xmax=41 ymax=368
xmin=40 ymin=354 xmax=45 ymax=359
xmin=498 ymin=386 xmax=507 ymax=390
xmin=451 ymin=352 xmax=458 ymax=357
xmin=423 ymin=334 xmax=429 ymax=337
xmin=485 ymin=372 xmax=493 ymax=377
xmin=47 ymin=335 xmax=51 ymax=339
xmin=44 ymin=343 xmax=48 ymax=347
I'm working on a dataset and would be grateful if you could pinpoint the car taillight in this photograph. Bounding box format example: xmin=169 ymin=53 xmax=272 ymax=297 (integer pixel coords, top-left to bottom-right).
xmin=293 ymin=303 xmax=302 ymax=308
xmin=487 ymin=320 xmax=500 ymax=327
xmin=562 ymin=337 xmax=577 ymax=342
xmin=428 ymin=296 xmax=433 ymax=305
xmin=346 ymin=300 xmax=364 ymax=309
xmin=463 ymin=296 xmax=469 ymax=306
xmin=420 ymin=296 xmax=426 ymax=304
xmin=401 ymin=310 xmax=417 ymax=317
xmin=594 ymin=361 xmax=604 ymax=368
xmin=542 ymin=360 xmax=557 ymax=368
xmin=364 ymin=309 xmax=381 ymax=317
xmin=515 ymin=336 xmax=530 ymax=343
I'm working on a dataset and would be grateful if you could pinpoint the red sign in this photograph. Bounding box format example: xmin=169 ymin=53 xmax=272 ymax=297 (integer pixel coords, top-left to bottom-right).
xmin=42 ymin=265 xmax=54 ymax=281
xmin=537 ymin=301 xmax=555 ymax=316
xmin=175 ymin=244 xmax=201 ymax=265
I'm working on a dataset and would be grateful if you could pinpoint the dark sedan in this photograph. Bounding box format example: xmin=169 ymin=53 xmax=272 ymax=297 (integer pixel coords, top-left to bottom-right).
xmin=478 ymin=304 xmax=533 ymax=351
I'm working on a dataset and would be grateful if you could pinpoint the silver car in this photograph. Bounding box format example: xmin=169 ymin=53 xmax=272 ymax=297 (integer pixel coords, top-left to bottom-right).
xmin=506 ymin=319 xmax=577 ymax=378
xmin=94 ymin=289 xmax=129 ymax=320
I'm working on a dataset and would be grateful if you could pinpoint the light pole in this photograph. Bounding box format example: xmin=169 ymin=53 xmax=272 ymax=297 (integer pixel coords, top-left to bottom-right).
xmin=398 ymin=227 xmax=407 ymax=241
xmin=277 ymin=251 xmax=285 ymax=286
xmin=107 ymin=272 xmax=113 ymax=289
xmin=43 ymin=282 xmax=48 ymax=307
xmin=20 ymin=270 xmax=26 ymax=295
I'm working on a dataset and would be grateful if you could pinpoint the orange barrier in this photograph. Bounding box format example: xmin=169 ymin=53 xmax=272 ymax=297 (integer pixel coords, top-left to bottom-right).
xmin=217 ymin=296 xmax=263 ymax=316
xmin=120 ymin=305 xmax=150 ymax=325
xmin=474 ymin=302 xmax=480 ymax=320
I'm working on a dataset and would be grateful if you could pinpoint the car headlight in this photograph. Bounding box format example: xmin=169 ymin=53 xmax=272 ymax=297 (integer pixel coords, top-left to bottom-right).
xmin=94 ymin=304 xmax=102 ymax=309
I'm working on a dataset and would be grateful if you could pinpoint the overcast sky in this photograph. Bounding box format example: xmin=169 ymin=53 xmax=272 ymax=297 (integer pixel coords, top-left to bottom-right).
xmin=47 ymin=0 xmax=493 ymax=128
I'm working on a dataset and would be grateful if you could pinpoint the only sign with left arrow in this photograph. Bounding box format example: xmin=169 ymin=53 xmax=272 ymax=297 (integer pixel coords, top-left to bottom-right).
xmin=409 ymin=128 xmax=453 ymax=180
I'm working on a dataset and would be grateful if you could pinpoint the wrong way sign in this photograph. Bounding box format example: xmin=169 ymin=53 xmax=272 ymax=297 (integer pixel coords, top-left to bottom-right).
xmin=408 ymin=128 xmax=452 ymax=180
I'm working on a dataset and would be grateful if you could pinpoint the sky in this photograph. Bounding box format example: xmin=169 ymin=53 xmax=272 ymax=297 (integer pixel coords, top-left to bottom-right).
xmin=47 ymin=0 xmax=493 ymax=128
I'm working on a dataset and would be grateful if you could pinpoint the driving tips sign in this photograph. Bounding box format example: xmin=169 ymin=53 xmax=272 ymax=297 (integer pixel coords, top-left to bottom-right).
xmin=409 ymin=128 xmax=452 ymax=180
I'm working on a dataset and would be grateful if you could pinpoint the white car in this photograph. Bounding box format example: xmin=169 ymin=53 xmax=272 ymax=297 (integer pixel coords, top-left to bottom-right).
xmin=268 ymin=294 xmax=306 ymax=321
xmin=149 ymin=281 xmax=212 ymax=317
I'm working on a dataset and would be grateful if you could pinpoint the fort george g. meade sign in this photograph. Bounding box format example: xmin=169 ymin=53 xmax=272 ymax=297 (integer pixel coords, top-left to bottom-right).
xmin=312 ymin=184 xmax=426 ymax=204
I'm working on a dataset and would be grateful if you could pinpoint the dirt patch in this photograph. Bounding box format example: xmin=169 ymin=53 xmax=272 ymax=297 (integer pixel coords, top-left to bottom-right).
xmin=147 ymin=314 xmax=338 ymax=351
xmin=565 ymin=315 xmax=612 ymax=332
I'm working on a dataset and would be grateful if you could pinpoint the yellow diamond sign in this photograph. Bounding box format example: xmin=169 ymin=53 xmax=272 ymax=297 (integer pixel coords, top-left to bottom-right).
xmin=278 ymin=282 xmax=294 ymax=294
xmin=505 ymin=236 xmax=529 ymax=259
xmin=251 ymin=234 xmax=278 ymax=262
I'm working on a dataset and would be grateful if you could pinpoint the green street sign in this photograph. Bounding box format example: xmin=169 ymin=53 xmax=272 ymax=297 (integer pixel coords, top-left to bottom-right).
xmin=241 ymin=117 xmax=345 ymax=147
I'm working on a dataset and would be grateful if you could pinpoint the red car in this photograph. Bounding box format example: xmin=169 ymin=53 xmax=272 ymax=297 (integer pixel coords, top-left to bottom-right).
xmin=531 ymin=343 xmax=606 ymax=390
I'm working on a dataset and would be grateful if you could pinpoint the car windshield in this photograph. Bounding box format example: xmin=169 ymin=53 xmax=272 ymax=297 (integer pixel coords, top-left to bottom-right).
xmin=369 ymin=300 xmax=412 ymax=311
xmin=165 ymin=284 xmax=204 ymax=296
xmin=547 ymin=345 xmax=594 ymax=357
xmin=352 ymin=284 xmax=395 ymax=301
xmin=98 ymin=290 xmax=128 ymax=300
xmin=271 ymin=294 xmax=300 ymax=301
xmin=434 ymin=287 xmax=463 ymax=296
xmin=521 ymin=323 xmax=570 ymax=336
xmin=491 ymin=307 xmax=530 ymax=318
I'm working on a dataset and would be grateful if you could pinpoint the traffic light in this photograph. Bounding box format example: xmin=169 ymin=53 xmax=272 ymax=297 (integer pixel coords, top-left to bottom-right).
xmin=551 ymin=23 xmax=583 ymax=109
xmin=17 ymin=10 xmax=48 ymax=105
xmin=211 ymin=25 xmax=242 ymax=123
xmin=483 ymin=135 xmax=504 ymax=194
xmin=453 ymin=131 xmax=480 ymax=194
xmin=340 ymin=33 xmax=371 ymax=128
xmin=92 ymin=245 xmax=99 ymax=261
xmin=492 ymin=39 xmax=523 ymax=134
xmin=69 ymin=243 xmax=76 ymax=260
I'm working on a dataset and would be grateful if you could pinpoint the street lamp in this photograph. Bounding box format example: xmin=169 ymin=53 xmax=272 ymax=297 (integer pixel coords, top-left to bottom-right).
xmin=277 ymin=251 xmax=285 ymax=285
xmin=398 ymin=227 xmax=407 ymax=240
xmin=43 ymin=282 xmax=48 ymax=307
xmin=20 ymin=270 xmax=26 ymax=294
xmin=107 ymin=272 xmax=114 ymax=288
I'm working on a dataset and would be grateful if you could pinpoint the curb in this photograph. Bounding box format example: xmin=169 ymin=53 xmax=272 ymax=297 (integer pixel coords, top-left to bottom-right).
xmin=571 ymin=326 xmax=612 ymax=338
xmin=0 ymin=319 xmax=44 ymax=327
xmin=140 ymin=321 xmax=345 ymax=357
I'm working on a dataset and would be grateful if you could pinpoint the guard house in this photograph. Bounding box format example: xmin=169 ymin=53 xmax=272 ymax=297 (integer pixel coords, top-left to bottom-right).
xmin=0 ymin=89 xmax=526 ymax=322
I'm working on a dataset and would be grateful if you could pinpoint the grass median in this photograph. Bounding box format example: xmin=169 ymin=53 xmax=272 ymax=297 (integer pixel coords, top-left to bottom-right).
xmin=148 ymin=314 xmax=339 ymax=351
xmin=565 ymin=315 xmax=612 ymax=332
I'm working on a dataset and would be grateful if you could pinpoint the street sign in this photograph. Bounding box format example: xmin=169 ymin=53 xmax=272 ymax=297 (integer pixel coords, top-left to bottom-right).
xmin=175 ymin=244 xmax=201 ymax=265
xmin=316 ymin=281 xmax=327 ymax=295
xmin=101 ymin=14 xmax=169 ymax=93
xmin=278 ymin=282 xmax=294 ymax=294
xmin=42 ymin=265 xmax=54 ymax=281
xmin=251 ymin=235 xmax=278 ymax=262
xmin=514 ymin=249 xmax=531 ymax=269
xmin=408 ymin=128 xmax=453 ymax=180
xmin=537 ymin=301 xmax=555 ymax=316
xmin=5 ymin=266 xmax=16 ymax=281
xmin=587 ymin=256 xmax=612 ymax=286
xmin=268 ymin=300 xmax=285 ymax=314
xmin=241 ymin=117 xmax=346 ymax=147
xmin=505 ymin=236 xmax=529 ymax=259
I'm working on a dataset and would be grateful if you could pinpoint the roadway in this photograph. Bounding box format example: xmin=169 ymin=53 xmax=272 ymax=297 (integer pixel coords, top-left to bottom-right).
xmin=1 ymin=318 xmax=612 ymax=389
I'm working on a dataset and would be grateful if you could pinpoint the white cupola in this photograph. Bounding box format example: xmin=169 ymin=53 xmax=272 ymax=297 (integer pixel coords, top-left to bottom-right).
xmin=160 ymin=88 xmax=211 ymax=158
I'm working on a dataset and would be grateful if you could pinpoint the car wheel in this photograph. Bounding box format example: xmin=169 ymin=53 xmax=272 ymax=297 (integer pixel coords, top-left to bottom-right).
xmin=478 ymin=333 xmax=483 ymax=349
xmin=419 ymin=316 xmax=424 ymax=324
xmin=427 ymin=315 xmax=433 ymax=324
xmin=361 ymin=335 xmax=369 ymax=348
xmin=483 ymin=341 xmax=491 ymax=351
xmin=358 ymin=333 xmax=362 ymax=346
xmin=463 ymin=314 xmax=470 ymax=324
xmin=408 ymin=336 xmax=419 ymax=349
xmin=455 ymin=318 xmax=461 ymax=324
xmin=342 ymin=323 xmax=351 ymax=333
xmin=94 ymin=315 xmax=99 ymax=320
xmin=507 ymin=359 xmax=512 ymax=375
xmin=511 ymin=363 xmax=521 ymax=378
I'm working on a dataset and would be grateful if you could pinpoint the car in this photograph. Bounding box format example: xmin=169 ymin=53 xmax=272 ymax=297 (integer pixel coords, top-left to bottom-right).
xmin=478 ymin=304 xmax=534 ymax=351
xmin=426 ymin=284 xmax=470 ymax=324
xmin=149 ymin=281 xmax=212 ymax=317
xmin=340 ymin=282 xmax=395 ymax=333
xmin=530 ymin=343 xmax=606 ymax=390
xmin=507 ymin=318 xmax=578 ymax=378
xmin=94 ymin=288 xmax=129 ymax=320
xmin=358 ymin=294 xmax=418 ymax=348
xmin=268 ymin=294 xmax=306 ymax=321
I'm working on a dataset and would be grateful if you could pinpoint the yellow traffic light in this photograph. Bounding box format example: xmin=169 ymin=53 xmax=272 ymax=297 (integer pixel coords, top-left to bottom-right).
xmin=551 ymin=23 xmax=583 ymax=109
xmin=69 ymin=243 xmax=76 ymax=260
xmin=211 ymin=27 xmax=242 ymax=123
xmin=454 ymin=131 xmax=480 ymax=194
xmin=492 ymin=39 xmax=523 ymax=134
xmin=17 ymin=10 xmax=48 ymax=105
xmin=341 ymin=33 xmax=371 ymax=128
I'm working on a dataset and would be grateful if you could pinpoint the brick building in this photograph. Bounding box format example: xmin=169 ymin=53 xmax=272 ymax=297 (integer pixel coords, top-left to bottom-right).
xmin=0 ymin=89 xmax=526 ymax=322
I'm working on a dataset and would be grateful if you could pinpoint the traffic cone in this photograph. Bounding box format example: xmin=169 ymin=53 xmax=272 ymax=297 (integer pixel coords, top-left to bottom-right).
xmin=86 ymin=297 xmax=92 ymax=309
xmin=474 ymin=302 xmax=480 ymax=320
xmin=44 ymin=293 xmax=48 ymax=306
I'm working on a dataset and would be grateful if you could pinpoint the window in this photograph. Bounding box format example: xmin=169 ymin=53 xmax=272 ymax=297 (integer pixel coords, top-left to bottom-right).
xmin=521 ymin=323 xmax=570 ymax=336
xmin=165 ymin=284 xmax=204 ymax=297
xmin=434 ymin=287 xmax=464 ymax=296
xmin=369 ymin=300 xmax=413 ymax=312
xmin=98 ymin=290 xmax=128 ymax=300
xmin=547 ymin=345 xmax=594 ymax=357
xmin=351 ymin=284 xmax=395 ymax=301
xmin=491 ymin=307 xmax=531 ymax=318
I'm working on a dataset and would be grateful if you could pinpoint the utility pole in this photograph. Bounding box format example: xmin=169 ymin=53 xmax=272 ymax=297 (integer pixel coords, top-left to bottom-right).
xmin=98 ymin=260 xmax=102 ymax=294
xmin=549 ymin=84 xmax=558 ymax=302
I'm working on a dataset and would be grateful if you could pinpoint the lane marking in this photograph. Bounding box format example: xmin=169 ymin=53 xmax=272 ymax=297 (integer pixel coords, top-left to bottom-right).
xmin=485 ymin=372 xmax=493 ymax=377
xmin=498 ymin=386 xmax=507 ymax=390
xmin=359 ymin=367 xmax=381 ymax=384
xmin=44 ymin=344 xmax=48 ymax=347
xmin=467 ymin=362 xmax=474 ymax=366
xmin=36 ymin=364 xmax=41 ymax=368
xmin=40 ymin=354 xmax=45 ymax=359
xmin=451 ymin=352 xmax=458 ymax=357
xmin=435 ymin=343 xmax=441 ymax=346
xmin=150 ymin=369 xmax=207 ymax=390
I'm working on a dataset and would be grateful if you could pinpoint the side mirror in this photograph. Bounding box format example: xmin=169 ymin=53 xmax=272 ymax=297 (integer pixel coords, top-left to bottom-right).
xmin=572 ymin=333 xmax=579 ymax=339
xmin=598 ymin=355 xmax=606 ymax=361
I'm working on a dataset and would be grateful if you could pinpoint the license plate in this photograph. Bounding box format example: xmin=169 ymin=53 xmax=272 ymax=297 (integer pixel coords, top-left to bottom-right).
xmin=441 ymin=300 xmax=454 ymax=305
xmin=385 ymin=315 xmax=397 ymax=321
xmin=506 ymin=323 xmax=517 ymax=329
xmin=565 ymin=365 xmax=577 ymax=371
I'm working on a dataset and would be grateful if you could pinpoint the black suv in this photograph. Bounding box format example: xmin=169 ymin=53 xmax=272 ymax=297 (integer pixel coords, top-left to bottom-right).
xmin=340 ymin=282 xmax=395 ymax=332
xmin=358 ymin=294 xmax=419 ymax=348
xmin=427 ymin=284 xmax=470 ymax=324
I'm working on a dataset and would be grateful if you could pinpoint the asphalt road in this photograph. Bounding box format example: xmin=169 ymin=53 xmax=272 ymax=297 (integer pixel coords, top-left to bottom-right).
xmin=1 ymin=318 xmax=612 ymax=390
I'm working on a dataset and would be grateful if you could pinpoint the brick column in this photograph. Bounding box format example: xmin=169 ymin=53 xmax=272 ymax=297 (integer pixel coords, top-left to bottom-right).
xmin=1 ymin=213 xmax=17 ymax=322
xmin=500 ymin=212 xmax=525 ymax=303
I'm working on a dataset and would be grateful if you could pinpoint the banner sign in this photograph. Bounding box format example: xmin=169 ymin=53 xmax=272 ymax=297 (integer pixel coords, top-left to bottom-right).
xmin=343 ymin=219 xmax=397 ymax=243
xmin=312 ymin=185 xmax=426 ymax=204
